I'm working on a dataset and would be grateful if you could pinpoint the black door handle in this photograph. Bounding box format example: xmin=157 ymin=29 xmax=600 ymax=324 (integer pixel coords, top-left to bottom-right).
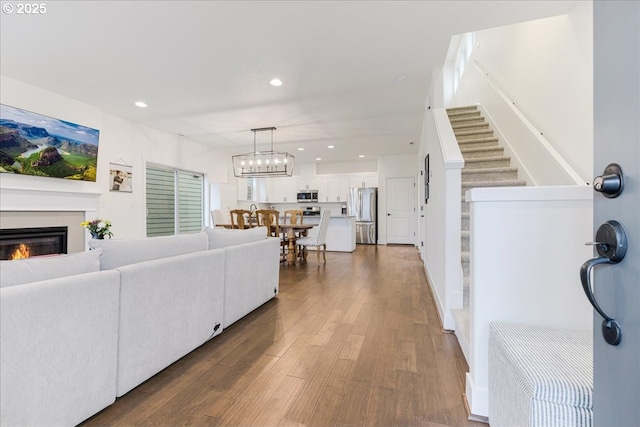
xmin=580 ymin=220 xmax=627 ymax=345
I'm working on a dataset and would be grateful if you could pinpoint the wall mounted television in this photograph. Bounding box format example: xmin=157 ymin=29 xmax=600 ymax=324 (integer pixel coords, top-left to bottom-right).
xmin=0 ymin=104 xmax=100 ymax=182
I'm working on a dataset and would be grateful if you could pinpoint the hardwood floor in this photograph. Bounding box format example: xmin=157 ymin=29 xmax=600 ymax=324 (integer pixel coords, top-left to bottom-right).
xmin=81 ymin=245 xmax=486 ymax=427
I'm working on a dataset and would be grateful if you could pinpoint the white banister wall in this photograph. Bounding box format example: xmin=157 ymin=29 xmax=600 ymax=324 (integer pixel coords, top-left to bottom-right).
xmin=452 ymin=61 xmax=586 ymax=187
xmin=422 ymin=108 xmax=464 ymax=330
xmin=464 ymin=185 xmax=594 ymax=418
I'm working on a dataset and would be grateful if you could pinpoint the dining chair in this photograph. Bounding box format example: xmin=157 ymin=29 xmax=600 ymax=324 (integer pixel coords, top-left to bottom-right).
xmin=229 ymin=209 xmax=252 ymax=229
xmin=256 ymin=209 xmax=288 ymax=261
xmin=296 ymin=209 xmax=331 ymax=264
xmin=283 ymin=209 xmax=306 ymax=243
xmin=210 ymin=209 xmax=227 ymax=226
xmin=283 ymin=209 xmax=304 ymax=225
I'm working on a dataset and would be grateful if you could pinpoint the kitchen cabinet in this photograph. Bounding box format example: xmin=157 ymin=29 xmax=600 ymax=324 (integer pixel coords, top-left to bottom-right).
xmin=297 ymin=176 xmax=318 ymax=191
xmin=237 ymin=177 xmax=252 ymax=201
xmin=349 ymin=173 xmax=378 ymax=188
xmin=269 ymin=177 xmax=297 ymax=203
xmin=318 ymin=175 xmax=350 ymax=202
xmin=302 ymin=215 xmax=356 ymax=252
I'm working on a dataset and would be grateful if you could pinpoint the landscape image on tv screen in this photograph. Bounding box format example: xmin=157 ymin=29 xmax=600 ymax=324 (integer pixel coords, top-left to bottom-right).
xmin=0 ymin=104 xmax=100 ymax=181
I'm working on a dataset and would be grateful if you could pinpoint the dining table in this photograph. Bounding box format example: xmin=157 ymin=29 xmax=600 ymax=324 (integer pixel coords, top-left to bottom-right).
xmin=214 ymin=222 xmax=315 ymax=266
xmin=278 ymin=223 xmax=315 ymax=266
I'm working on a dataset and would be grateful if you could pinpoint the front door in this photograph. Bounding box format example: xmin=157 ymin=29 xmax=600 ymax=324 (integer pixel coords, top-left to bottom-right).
xmin=592 ymin=2 xmax=639 ymax=425
xmin=386 ymin=177 xmax=415 ymax=244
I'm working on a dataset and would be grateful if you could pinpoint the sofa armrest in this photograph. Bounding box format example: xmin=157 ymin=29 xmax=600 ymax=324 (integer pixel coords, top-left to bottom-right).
xmin=1 ymin=271 xmax=120 ymax=427
xmin=222 ymin=237 xmax=280 ymax=327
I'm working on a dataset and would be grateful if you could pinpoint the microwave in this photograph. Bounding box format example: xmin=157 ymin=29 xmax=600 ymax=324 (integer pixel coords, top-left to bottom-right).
xmin=297 ymin=190 xmax=318 ymax=203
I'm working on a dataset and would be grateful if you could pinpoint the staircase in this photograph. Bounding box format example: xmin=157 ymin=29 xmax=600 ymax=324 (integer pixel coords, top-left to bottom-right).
xmin=446 ymin=105 xmax=526 ymax=361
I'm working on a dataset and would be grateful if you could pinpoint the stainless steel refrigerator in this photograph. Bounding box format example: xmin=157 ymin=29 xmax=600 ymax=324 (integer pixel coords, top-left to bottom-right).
xmin=347 ymin=187 xmax=377 ymax=244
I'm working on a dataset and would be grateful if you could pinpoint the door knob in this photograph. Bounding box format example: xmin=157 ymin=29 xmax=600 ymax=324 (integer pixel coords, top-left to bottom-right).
xmin=593 ymin=163 xmax=624 ymax=198
xmin=580 ymin=220 xmax=627 ymax=345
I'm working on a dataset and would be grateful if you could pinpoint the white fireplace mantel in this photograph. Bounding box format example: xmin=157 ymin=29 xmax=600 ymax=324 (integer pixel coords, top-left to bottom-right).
xmin=0 ymin=187 xmax=101 ymax=214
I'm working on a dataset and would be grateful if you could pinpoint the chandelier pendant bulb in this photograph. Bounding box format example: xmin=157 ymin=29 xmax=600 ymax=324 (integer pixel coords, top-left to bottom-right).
xmin=232 ymin=126 xmax=295 ymax=177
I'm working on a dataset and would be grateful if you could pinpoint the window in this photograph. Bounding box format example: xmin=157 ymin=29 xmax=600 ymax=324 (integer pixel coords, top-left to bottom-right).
xmin=146 ymin=164 xmax=204 ymax=237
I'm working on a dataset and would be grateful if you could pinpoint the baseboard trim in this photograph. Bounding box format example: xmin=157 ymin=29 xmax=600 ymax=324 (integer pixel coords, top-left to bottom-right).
xmin=462 ymin=393 xmax=489 ymax=424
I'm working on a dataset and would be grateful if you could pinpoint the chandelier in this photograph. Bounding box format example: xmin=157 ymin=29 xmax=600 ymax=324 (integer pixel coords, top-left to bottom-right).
xmin=232 ymin=127 xmax=295 ymax=177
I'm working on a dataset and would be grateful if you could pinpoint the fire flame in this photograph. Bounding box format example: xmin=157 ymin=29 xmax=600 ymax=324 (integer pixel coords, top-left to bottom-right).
xmin=10 ymin=244 xmax=31 ymax=260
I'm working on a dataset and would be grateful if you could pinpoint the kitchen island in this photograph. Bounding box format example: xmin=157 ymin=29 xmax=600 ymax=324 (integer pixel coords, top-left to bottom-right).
xmin=301 ymin=214 xmax=356 ymax=252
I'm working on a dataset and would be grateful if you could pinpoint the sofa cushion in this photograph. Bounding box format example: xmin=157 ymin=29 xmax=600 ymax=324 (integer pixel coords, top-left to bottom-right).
xmin=205 ymin=226 xmax=268 ymax=249
xmin=89 ymin=231 xmax=209 ymax=270
xmin=0 ymin=249 xmax=102 ymax=288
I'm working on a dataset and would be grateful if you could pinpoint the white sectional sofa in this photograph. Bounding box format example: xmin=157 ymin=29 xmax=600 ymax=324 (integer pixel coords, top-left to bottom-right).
xmin=0 ymin=226 xmax=280 ymax=427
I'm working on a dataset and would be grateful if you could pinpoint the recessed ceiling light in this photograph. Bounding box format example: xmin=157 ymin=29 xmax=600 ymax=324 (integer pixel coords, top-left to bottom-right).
xmin=134 ymin=101 xmax=148 ymax=108
xmin=270 ymin=78 xmax=283 ymax=87
xmin=328 ymin=145 xmax=334 ymax=149
xmin=359 ymin=155 xmax=365 ymax=158
xmin=316 ymin=158 xmax=321 ymax=161
xmin=298 ymin=148 xmax=304 ymax=151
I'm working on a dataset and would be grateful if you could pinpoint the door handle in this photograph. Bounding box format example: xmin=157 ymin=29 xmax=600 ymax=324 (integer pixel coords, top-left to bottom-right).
xmin=580 ymin=220 xmax=627 ymax=345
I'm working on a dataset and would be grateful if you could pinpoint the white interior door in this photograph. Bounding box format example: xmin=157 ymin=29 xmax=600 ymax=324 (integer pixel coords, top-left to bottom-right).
xmin=386 ymin=177 xmax=415 ymax=244
xmin=592 ymin=2 xmax=639 ymax=425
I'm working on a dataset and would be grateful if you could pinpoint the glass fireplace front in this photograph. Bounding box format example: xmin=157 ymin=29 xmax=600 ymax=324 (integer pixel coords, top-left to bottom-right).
xmin=0 ymin=227 xmax=68 ymax=260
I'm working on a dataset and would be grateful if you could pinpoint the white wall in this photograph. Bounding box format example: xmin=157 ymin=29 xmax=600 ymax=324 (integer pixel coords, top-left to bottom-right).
xmin=1 ymin=75 xmax=232 ymax=238
xmin=465 ymin=185 xmax=593 ymax=418
xmin=452 ymin=2 xmax=593 ymax=182
xmin=419 ymin=107 xmax=464 ymax=330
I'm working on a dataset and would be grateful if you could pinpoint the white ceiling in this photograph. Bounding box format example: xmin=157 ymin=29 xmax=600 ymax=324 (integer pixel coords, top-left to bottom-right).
xmin=0 ymin=1 xmax=575 ymax=165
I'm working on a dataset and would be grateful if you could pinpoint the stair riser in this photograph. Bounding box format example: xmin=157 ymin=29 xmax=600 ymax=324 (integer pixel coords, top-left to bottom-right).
xmin=462 ymin=216 xmax=469 ymax=230
xmin=452 ymin=124 xmax=489 ymax=132
xmin=448 ymin=111 xmax=481 ymax=119
xmin=459 ymin=140 xmax=499 ymax=149
xmin=449 ymin=116 xmax=484 ymax=124
xmin=464 ymin=159 xmax=512 ymax=169
xmin=462 ymin=170 xmax=518 ymax=182
xmin=462 ymin=234 xmax=470 ymax=252
xmin=446 ymin=106 xmax=478 ymax=113
xmin=462 ymin=148 xmax=504 ymax=159
xmin=456 ymin=131 xmax=494 ymax=140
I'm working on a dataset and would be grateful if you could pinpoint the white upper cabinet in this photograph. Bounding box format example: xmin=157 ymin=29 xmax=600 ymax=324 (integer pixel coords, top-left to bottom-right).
xmin=349 ymin=173 xmax=378 ymax=188
xmin=317 ymin=175 xmax=350 ymax=202
xmin=237 ymin=177 xmax=252 ymax=201
xmin=271 ymin=177 xmax=297 ymax=203
xmin=297 ymin=176 xmax=318 ymax=191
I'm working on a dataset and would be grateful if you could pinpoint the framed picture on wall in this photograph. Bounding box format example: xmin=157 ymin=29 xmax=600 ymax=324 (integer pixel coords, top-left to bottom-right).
xmin=424 ymin=154 xmax=430 ymax=204
xmin=109 ymin=162 xmax=132 ymax=192
xmin=424 ymin=154 xmax=430 ymax=185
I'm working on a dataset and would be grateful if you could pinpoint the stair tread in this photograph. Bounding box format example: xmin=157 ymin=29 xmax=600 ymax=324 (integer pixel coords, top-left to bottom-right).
xmin=446 ymin=105 xmax=478 ymax=112
xmin=456 ymin=131 xmax=494 ymax=138
xmin=460 ymin=146 xmax=504 ymax=153
xmin=449 ymin=116 xmax=485 ymax=123
xmin=462 ymin=167 xmax=518 ymax=174
xmin=448 ymin=111 xmax=481 ymax=118
xmin=458 ymin=137 xmax=499 ymax=144
xmin=464 ymin=156 xmax=511 ymax=164
xmin=452 ymin=122 xmax=488 ymax=129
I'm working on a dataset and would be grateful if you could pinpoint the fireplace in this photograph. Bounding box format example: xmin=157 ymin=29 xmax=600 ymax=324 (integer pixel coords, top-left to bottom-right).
xmin=0 ymin=227 xmax=68 ymax=260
